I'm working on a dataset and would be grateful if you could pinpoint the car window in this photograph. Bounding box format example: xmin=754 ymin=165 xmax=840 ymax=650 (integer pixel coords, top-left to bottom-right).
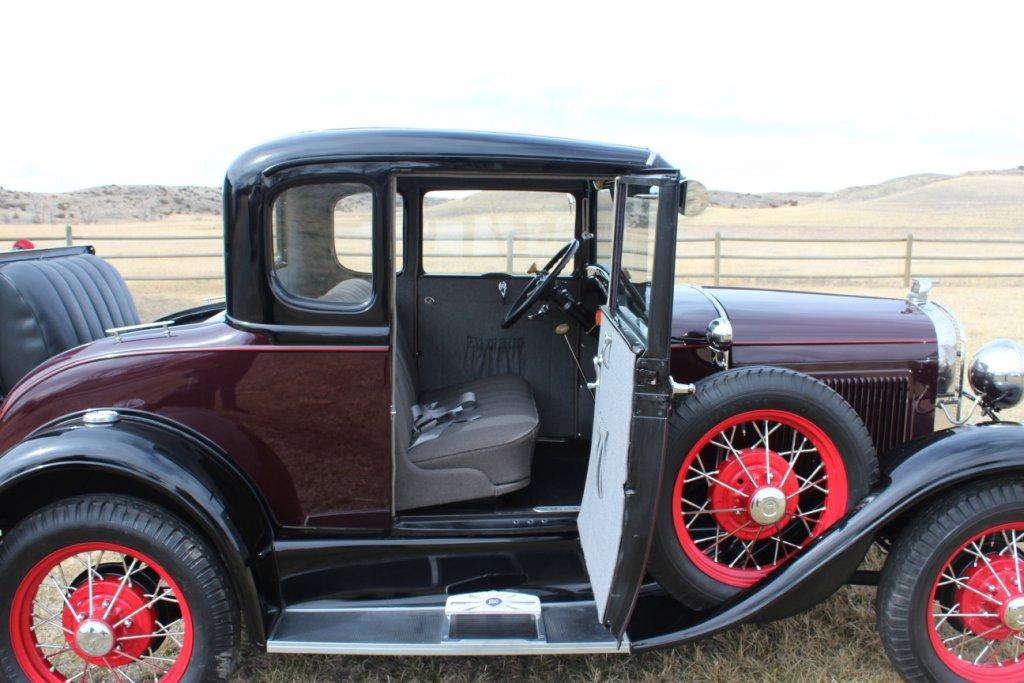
xmin=612 ymin=183 xmax=661 ymax=324
xmin=271 ymin=182 xmax=377 ymax=307
xmin=422 ymin=190 xmax=576 ymax=275
xmin=595 ymin=186 xmax=613 ymax=268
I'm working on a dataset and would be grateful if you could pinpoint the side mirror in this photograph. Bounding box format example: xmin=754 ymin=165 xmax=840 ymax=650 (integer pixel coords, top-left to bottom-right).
xmin=679 ymin=179 xmax=709 ymax=217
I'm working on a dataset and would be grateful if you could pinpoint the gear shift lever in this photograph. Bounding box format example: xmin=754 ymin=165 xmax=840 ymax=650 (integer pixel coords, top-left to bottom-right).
xmin=556 ymin=323 xmax=594 ymax=399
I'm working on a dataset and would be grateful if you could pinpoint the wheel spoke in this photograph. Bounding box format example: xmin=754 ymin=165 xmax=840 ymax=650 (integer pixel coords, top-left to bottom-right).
xmin=938 ymin=570 xmax=1005 ymax=606
xmin=967 ymin=541 xmax=1012 ymax=597
xmin=1014 ymin=530 xmax=1024 ymax=591
xmin=687 ymin=468 xmax=747 ymax=497
xmin=102 ymin=558 xmax=139 ymax=621
xmin=777 ymin=435 xmax=808 ymax=489
xmin=49 ymin=575 xmax=82 ymax=623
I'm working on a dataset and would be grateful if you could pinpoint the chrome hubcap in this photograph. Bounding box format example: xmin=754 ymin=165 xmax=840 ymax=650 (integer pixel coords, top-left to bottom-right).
xmin=74 ymin=619 xmax=115 ymax=658
xmin=1003 ymin=596 xmax=1024 ymax=631
xmin=748 ymin=487 xmax=786 ymax=525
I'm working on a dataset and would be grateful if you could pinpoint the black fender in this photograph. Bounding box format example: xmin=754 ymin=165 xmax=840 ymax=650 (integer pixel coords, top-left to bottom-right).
xmin=630 ymin=421 xmax=1024 ymax=649
xmin=0 ymin=410 xmax=276 ymax=644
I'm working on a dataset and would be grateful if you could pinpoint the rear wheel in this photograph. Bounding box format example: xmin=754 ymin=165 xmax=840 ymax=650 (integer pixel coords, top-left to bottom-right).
xmin=649 ymin=367 xmax=877 ymax=609
xmin=878 ymin=479 xmax=1024 ymax=682
xmin=0 ymin=495 xmax=239 ymax=682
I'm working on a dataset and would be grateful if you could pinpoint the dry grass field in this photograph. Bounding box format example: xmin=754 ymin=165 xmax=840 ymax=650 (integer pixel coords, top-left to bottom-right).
xmin=1 ymin=170 xmax=1022 ymax=681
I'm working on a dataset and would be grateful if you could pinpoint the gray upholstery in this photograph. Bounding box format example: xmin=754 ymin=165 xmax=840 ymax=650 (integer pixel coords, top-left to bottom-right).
xmin=394 ymin=329 xmax=538 ymax=511
xmin=322 ymin=276 xmax=373 ymax=305
xmin=0 ymin=249 xmax=138 ymax=396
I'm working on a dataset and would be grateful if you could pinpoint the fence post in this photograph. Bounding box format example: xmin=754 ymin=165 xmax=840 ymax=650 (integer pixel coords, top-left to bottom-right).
xmin=713 ymin=232 xmax=722 ymax=286
xmin=65 ymin=224 xmax=73 ymax=246
xmin=903 ymin=233 xmax=914 ymax=287
xmin=505 ymin=229 xmax=515 ymax=274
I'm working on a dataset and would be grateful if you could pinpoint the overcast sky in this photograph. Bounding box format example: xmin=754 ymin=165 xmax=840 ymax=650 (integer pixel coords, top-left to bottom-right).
xmin=1 ymin=1 xmax=1021 ymax=193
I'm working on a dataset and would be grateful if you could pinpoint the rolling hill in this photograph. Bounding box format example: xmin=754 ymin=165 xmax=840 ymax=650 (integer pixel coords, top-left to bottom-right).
xmin=1 ymin=167 xmax=1022 ymax=224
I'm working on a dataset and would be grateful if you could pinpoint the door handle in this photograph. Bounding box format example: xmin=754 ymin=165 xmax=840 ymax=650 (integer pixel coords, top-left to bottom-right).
xmin=594 ymin=428 xmax=609 ymax=499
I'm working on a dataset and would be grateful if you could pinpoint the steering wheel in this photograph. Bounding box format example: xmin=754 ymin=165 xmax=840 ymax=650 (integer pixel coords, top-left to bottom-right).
xmin=501 ymin=238 xmax=580 ymax=329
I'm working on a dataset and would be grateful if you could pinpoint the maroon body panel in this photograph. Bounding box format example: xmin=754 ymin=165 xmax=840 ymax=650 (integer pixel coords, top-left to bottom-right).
xmin=0 ymin=284 xmax=940 ymax=530
xmin=669 ymin=285 xmax=939 ymax=453
xmin=0 ymin=321 xmax=393 ymax=530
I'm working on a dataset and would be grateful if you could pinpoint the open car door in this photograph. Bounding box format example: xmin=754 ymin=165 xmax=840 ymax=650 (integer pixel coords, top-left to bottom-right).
xmin=579 ymin=173 xmax=681 ymax=638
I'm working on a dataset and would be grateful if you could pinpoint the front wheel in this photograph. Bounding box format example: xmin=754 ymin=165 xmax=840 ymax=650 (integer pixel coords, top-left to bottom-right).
xmin=0 ymin=495 xmax=239 ymax=682
xmin=878 ymin=479 xmax=1024 ymax=682
xmin=649 ymin=367 xmax=877 ymax=609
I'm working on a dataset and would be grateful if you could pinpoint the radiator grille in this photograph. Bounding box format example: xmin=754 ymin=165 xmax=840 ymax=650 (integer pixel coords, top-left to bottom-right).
xmin=823 ymin=375 xmax=912 ymax=454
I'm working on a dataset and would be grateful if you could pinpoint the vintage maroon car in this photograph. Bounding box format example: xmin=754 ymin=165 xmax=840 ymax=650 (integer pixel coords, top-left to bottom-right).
xmin=1 ymin=129 xmax=1023 ymax=682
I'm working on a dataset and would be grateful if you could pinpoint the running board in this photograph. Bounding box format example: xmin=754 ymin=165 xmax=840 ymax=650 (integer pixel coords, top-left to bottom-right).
xmin=267 ymin=591 xmax=627 ymax=655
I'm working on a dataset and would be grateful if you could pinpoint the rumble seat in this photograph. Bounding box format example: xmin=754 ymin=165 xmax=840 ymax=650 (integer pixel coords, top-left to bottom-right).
xmin=394 ymin=329 xmax=538 ymax=510
xmin=0 ymin=248 xmax=138 ymax=397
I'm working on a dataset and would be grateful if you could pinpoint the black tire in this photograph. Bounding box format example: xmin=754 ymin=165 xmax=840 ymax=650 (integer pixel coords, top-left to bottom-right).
xmin=0 ymin=495 xmax=240 ymax=682
xmin=649 ymin=366 xmax=877 ymax=610
xmin=878 ymin=478 xmax=1024 ymax=682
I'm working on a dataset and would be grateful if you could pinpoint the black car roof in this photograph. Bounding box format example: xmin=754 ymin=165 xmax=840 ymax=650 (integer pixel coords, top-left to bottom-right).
xmin=226 ymin=128 xmax=672 ymax=185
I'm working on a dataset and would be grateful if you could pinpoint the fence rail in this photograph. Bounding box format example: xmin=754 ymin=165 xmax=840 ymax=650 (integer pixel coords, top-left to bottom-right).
xmin=6 ymin=224 xmax=1022 ymax=285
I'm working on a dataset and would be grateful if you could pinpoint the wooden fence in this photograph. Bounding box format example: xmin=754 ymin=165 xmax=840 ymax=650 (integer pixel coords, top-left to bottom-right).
xmin=8 ymin=225 xmax=1023 ymax=286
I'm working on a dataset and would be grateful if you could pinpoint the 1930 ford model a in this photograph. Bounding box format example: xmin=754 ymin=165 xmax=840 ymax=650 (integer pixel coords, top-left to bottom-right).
xmin=2 ymin=130 xmax=1024 ymax=682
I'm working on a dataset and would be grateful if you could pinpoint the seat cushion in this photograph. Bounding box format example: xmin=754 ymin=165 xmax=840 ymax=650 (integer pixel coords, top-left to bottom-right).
xmin=408 ymin=374 xmax=539 ymax=486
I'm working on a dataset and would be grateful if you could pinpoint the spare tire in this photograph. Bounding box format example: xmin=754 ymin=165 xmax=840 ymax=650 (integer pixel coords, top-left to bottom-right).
xmin=649 ymin=366 xmax=878 ymax=610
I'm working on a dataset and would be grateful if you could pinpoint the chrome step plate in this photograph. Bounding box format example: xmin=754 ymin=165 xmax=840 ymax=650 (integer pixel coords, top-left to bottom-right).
xmin=444 ymin=591 xmax=541 ymax=617
xmin=444 ymin=591 xmax=543 ymax=642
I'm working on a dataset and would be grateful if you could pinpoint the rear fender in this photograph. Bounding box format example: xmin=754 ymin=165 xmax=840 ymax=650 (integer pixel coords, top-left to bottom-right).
xmin=631 ymin=421 xmax=1024 ymax=649
xmin=0 ymin=410 xmax=276 ymax=644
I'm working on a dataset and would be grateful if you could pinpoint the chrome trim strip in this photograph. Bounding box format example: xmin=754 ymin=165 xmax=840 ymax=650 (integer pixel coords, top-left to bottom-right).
xmin=265 ymin=639 xmax=628 ymax=656
xmin=645 ymin=148 xmax=658 ymax=166
xmin=689 ymin=284 xmax=729 ymax=321
xmin=285 ymin=604 xmax=441 ymax=614
xmin=105 ymin=320 xmax=173 ymax=342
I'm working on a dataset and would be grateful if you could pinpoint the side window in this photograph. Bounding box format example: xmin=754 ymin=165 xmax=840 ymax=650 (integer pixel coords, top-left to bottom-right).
xmin=271 ymin=182 xmax=377 ymax=307
xmin=395 ymin=193 xmax=404 ymax=273
xmin=422 ymin=190 xmax=576 ymax=275
xmin=595 ymin=186 xmax=614 ymax=267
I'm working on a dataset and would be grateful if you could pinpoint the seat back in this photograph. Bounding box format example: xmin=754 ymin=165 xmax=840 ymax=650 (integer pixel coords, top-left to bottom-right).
xmin=0 ymin=248 xmax=138 ymax=395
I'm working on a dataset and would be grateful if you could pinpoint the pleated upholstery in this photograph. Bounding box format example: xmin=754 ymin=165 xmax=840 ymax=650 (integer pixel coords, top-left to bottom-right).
xmin=0 ymin=252 xmax=139 ymax=395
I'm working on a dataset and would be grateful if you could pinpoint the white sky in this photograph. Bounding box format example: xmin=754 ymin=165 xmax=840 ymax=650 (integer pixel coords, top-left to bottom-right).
xmin=1 ymin=1 xmax=1021 ymax=194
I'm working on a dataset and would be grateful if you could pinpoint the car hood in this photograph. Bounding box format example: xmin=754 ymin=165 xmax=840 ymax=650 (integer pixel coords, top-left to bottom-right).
xmin=672 ymin=285 xmax=936 ymax=346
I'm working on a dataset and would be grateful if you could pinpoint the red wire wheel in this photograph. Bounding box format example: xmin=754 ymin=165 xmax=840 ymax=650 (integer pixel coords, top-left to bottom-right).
xmin=926 ymin=522 xmax=1024 ymax=680
xmin=672 ymin=408 xmax=849 ymax=587
xmin=9 ymin=541 xmax=193 ymax=682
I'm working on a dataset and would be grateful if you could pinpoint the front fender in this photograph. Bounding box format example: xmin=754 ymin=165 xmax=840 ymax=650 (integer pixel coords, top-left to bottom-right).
xmin=631 ymin=421 xmax=1024 ymax=649
xmin=0 ymin=411 xmax=275 ymax=643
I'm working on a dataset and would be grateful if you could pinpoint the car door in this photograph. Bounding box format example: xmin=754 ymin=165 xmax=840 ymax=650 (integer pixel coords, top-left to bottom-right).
xmin=578 ymin=173 xmax=680 ymax=638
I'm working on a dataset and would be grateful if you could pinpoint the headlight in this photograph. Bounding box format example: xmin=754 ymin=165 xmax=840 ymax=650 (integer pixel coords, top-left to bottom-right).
xmin=969 ymin=339 xmax=1024 ymax=410
xmin=919 ymin=300 xmax=966 ymax=396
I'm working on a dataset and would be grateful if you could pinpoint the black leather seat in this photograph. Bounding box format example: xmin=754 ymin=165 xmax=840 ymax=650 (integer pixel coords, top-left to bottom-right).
xmin=0 ymin=248 xmax=138 ymax=397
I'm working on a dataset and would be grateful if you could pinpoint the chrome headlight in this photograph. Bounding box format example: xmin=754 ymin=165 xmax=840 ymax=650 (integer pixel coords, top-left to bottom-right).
xmin=969 ymin=339 xmax=1024 ymax=410
xmin=919 ymin=300 xmax=966 ymax=396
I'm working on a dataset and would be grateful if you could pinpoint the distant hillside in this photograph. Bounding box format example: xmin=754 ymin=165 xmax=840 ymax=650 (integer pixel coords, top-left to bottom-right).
xmin=708 ymin=168 xmax=1024 ymax=209
xmin=1 ymin=167 xmax=1021 ymax=224
xmin=0 ymin=185 xmax=220 ymax=224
